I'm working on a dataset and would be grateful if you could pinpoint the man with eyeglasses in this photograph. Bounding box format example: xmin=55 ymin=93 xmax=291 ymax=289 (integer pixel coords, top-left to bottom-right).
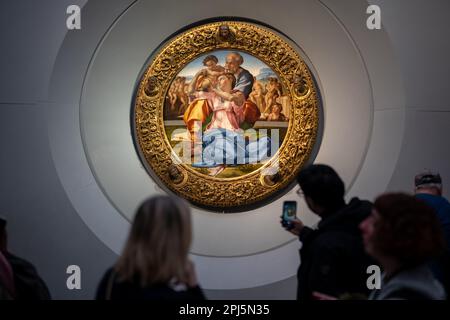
xmin=281 ymin=164 xmax=374 ymax=300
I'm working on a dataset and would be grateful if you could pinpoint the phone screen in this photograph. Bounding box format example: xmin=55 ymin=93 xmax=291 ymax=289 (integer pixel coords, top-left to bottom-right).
xmin=283 ymin=201 xmax=297 ymax=222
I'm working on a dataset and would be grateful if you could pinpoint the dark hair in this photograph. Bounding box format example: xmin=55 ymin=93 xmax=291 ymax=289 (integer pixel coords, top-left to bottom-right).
xmin=296 ymin=164 xmax=345 ymax=209
xmin=202 ymin=55 xmax=218 ymax=66
xmin=372 ymin=193 xmax=445 ymax=267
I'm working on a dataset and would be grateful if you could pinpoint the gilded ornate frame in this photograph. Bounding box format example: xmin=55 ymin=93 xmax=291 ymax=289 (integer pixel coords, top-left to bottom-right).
xmin=133 ymin=21 xmax=320 ymax=210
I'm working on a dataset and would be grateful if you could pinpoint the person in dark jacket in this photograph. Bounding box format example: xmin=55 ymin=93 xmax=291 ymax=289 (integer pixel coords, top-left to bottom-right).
xmin=414 ymin=171 xmax=450 ymax=296
xmin=0 ymin=216 xmax=51 ymax=300
xmin=281 ymin=164 xmax=373 ymax=300
xmin=96 ymin=195 xmax=205 ymax=300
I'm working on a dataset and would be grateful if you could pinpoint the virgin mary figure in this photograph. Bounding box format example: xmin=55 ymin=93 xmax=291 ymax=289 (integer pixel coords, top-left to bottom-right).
xmin=183 ymin=70 xmax=271 ymax=176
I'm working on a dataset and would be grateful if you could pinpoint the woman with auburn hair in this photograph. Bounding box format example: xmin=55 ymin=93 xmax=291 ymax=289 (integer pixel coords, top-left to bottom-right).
xmin=96 ymin=195 xmax=204 ymax=300
xmin=360 ymin=193 xmax=446 ymax=300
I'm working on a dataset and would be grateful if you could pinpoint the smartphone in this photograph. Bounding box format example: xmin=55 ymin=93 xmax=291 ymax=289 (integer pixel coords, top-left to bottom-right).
xmin=282 ymin=201 xmax=297 ymax=222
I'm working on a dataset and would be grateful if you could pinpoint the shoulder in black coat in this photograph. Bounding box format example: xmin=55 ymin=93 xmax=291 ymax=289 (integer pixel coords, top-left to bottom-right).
xmin=96 ymin=268 xmax=206 ymax=301
xmin=297 ymin=198 xmax=375 ymax=300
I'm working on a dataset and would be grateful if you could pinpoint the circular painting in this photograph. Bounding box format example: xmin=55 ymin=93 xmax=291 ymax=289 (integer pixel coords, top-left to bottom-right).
xmin=133 ymin=21 xmax=321 ymax=211
xmin=164 ymin=50 xmax=289 ymax=178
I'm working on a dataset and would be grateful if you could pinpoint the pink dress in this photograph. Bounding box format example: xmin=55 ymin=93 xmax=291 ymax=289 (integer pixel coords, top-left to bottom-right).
xmin=205 ymin=92 xmax=244 ymax=132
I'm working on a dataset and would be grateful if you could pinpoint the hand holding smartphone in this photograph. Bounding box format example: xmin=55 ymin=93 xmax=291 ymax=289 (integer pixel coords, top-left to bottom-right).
xmin=281 ymin=201 xmax=297 ymax=230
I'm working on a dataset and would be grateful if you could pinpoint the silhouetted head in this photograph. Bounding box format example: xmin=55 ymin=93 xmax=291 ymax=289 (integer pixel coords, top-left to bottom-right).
xmin=296 ymin=164 xmax=345 ymax=216
xmin=115 ymin=195 xmax=192 ymax=286
xmin=360 ymin=192 xmax=444 ymax=268
xmin=414 ymin=170 xmax=443 ymax=196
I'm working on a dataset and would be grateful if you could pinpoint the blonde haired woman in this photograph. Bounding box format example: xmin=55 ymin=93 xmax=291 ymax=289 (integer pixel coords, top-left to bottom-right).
xmin=96 ymin=196 xmax=204 ymax=300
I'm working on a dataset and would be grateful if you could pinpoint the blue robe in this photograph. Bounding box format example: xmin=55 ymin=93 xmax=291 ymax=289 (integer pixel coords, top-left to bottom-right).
xmin=192 ymin=128 xmax=271 ymax=167
xmin=234 ymin=68 xmax=254 ymax=99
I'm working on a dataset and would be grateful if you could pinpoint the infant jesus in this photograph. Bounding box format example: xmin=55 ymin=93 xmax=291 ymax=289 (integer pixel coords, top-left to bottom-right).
xmin=195 ymin=54 xmax=225 ymax=91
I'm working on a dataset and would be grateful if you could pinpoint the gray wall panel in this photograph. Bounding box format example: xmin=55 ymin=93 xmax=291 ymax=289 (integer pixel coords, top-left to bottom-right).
xmin=387 ymin=110 xmax=450 ymax=198
xmin=0 ymin=104 xmax=116 ymax=299
xmin=369 ymin=0 xmax=450 ymax=110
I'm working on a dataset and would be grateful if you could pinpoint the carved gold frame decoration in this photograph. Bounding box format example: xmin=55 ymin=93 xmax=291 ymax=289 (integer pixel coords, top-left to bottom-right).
xmin=133 ymin=21 xmax=320 ymax=210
